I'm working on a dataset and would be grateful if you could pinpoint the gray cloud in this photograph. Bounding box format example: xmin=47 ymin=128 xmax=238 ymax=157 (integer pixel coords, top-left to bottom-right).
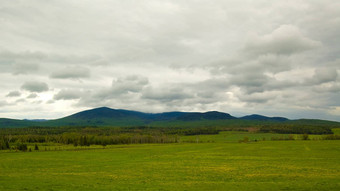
xmin=0 ymin=51 xmax=43 ymax=74
xmin=1 ymin=1 xmax=340 ymax=121
xmin=27 ymin=93 xmax=38 ymax=99
xmin=6 ymin=91 xmax=21 ymax=97
xmin=21 ymin=81 xmax=49 ymax=92
xmin=244 ymin=25 xmax=321 ymax=56
xmin=0 ymin=101 xmax=10 ymax=107
xmin=13 ymin=63 xmax=40 ymax=75
xmin=142 ymin=86 xmax=193 ymax=102
xmin=15 ymin=98 xmax=26 ymax=103
xmin=54 ymin=89 xmax=82 ymax=100
xmin=46 ymin=100 xmax=55 ymax=104
xmin=311 ymin=68 xmax=338 ymax=84
xmin=110 ymin=75 xmax=149 ymax=95
xmin=237 ymin=91 xmax=278 ymax=104
xmin=50 ymin=66 xmax=90 ymax=79
xmin=76 ymin=75 xmax=149 ymax=107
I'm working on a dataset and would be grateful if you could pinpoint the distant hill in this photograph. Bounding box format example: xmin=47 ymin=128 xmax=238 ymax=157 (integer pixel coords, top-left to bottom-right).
xmin=49 ymin=107 xmax=235 ymax=127
xmin=240 ymin=114 xmax=288 ymax=121
xmin=177 ymin=111 xmax=236 ymax=121
xmin=0 ymin=118 xmax=38 ymax=128
xmin=0 ymin=107 xmax=339 ymax=128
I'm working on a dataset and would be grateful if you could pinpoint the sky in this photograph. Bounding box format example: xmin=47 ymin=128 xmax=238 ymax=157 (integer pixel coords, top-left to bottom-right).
xmin=0 ymin=0 xmax=340 ymax=121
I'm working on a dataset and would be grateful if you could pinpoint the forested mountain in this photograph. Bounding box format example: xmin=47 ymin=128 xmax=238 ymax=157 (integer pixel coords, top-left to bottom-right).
xmin=240 ymin=114 xmax=288 ymax=121
xmin=0 ymin=107 xmax=339 ymax=129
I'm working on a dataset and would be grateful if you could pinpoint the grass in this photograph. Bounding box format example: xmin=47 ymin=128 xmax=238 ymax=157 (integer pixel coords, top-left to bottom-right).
xmin=332 ymin=128 xmax=340 ymax=134
xmin=180 ymin=131 xmax=287 ymax=143
xmin=180 ymin=131 xmax=327 ymax=143
xmin=1 ymin=139 xmax=340 ymax=190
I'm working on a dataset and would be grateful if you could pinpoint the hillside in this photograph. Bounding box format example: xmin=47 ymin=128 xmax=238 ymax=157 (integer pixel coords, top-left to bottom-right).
xmin=240 ymin=114 xmax=288 ymax=121
xmin=1 ymin=107 xmax=340 ymax=129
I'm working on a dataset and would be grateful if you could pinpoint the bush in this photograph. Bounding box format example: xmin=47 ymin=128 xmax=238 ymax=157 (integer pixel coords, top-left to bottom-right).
xmin=16 ymin=142 xmax=28 ymax=151
xmin=0 ymin=139 xmax=10 ymax=150
xmin=259 ymin=125 xmax=333 ymax=135
xmin=301 ymin=134 xmax=309 ymax=140
xmin=322 ymin=134 xmax=340 ymax=140
xmin=239 ymin=136 xmax=249 ymax=143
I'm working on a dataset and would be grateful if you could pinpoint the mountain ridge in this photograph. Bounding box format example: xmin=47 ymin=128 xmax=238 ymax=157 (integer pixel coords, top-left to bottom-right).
xmin=1 ymin=107 xmax=339 ymax=128
xmin=240 ymin=114 xmax=288 ymax=121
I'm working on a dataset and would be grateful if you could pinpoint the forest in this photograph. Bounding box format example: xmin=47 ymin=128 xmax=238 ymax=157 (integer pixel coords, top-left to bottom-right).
xmin=0 ymin=124 xmax=337 ymax=151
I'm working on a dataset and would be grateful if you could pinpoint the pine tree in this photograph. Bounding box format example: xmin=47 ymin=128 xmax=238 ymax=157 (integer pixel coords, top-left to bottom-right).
xmin=5 ymin=141 xmax=10 ymax=149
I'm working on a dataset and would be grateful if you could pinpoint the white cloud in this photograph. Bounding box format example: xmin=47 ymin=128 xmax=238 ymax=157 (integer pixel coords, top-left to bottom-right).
xmin=0 ymin=0 xmax=340 ymax=121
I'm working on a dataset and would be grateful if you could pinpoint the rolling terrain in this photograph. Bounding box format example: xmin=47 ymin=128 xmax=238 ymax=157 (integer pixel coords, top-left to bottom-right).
xmin=0 ymin=107 xmax=339 ymax=129
xmin=1 ymin=140 xmax=340 ymax=190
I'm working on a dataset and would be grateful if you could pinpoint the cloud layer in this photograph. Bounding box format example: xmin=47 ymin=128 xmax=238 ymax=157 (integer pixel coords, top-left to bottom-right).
xmin=0 ymin=0 xmax=339 ymax=121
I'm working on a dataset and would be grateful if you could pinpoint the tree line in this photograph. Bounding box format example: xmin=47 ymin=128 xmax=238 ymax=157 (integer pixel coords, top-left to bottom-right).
xmin=0 ymin=124 xmax=337 ymax=151
xmin=0 ymin=126 xmax=226 ymax=151
xmin=259 ymin=124 xmax=333 ymax=134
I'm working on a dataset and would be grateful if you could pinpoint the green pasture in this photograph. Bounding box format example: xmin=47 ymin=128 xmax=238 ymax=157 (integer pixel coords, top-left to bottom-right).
xmin=332 ymin=128 xmax=340 ymax=134
xmin=180 ymin=131 xmax=287 ymax=143
xmin=180 ymin=131 xmax=326 ymax=143
xmin=1 ymin=140 xmax=340 ymax=190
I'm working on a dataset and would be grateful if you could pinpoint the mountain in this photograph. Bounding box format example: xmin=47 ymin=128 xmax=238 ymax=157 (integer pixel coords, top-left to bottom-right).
xmin=0 ymin=118 xmax=38 ymax=128
xmin=24 ymin=119 xmax=48 ymax=122
xmin=51 ymin=107 xmax=235 ymax=126
xmin=0 ymin=107 xmax=339 ymax=128
xmin=177 ymin=111 xmax=236 ymax=121
xmin=240 ymin=114 xmax=288 ymax=121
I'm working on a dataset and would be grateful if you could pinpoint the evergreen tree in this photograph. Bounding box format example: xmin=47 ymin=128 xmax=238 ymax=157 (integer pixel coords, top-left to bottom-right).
xmin=5 ymin=141 xmax=10 ymax=149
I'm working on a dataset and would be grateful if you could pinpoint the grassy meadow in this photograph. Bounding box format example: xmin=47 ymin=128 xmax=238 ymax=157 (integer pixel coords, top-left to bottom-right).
xmin=1 ymin=131 xmax=340 ymax=190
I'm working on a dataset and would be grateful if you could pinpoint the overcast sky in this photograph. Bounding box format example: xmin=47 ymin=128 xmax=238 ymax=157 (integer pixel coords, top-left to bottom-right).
xmin=1 ymin=0 xmax=340 ymax=121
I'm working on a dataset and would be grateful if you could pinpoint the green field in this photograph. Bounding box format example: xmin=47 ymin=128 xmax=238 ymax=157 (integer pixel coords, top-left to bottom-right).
xmin=180 ymin=131 xmax=333 ymax=143
xmin=1 ymin=134 xmax=340 ymax=190
xmin=181 ymin=131 xmax=291 ymax=143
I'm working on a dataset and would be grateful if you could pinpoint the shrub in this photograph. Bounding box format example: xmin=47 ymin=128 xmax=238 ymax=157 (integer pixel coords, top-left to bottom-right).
xmin=16 ymin=142 xmax=28 ymax=151
xmin=239 ymin=136 xmax=249 ymax=143
xmin=322 ymin=134 xmax=340 ymax=140
xmin=301 ymin=134 xmax=309 ymax=140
